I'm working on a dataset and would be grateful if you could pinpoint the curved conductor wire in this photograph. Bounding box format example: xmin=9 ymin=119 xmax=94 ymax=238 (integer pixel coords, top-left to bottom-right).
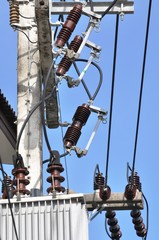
xmin=74 ymin=59 xmax=103 ymax=101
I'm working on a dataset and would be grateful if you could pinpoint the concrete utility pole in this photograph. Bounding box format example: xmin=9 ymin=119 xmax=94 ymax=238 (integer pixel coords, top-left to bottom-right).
xmin=17 ymin=0 xmax=42 ymax=194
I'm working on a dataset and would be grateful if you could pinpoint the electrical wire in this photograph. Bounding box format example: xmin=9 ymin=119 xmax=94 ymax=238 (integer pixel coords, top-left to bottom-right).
xmin=16 ymin=85 xmax=56 ymax=153
xmin=74 ymin=59 xmax=103 ymax=101
xmin=16 ymin=28 xmax=37 ymax=44
xmin=131 ymin=0 xmax=152 ymax=176
xmin=104 ymin=14 xmax=119 ymax=186
xmin=54 ymin=0 xmax=66 ymax=40
xmin=102 ymin=0 xmax=118 ymax=19
xmin=57 ymin=90 xmax=70 ymax=192
xmin=0 ymin=156 xmax=19 ymax=240
xmin=41 ymin=60 xmax=56 ymax=155
xmin=19 ymin=12 xmax=34 ymax=19
xmin=72 ymin=61 xmax=92 ymax=100
xmin=86 ymin=0 xmax=94 ymax=12
xmin=142 ymin=193 xmax=149 ymax=240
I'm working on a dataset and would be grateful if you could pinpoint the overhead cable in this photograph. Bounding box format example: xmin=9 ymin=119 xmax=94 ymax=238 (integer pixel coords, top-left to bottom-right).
xmin=131 ymin=0 xmax=152 ymax=175
xmin=104 ymin=14 xmax=119 ymax=186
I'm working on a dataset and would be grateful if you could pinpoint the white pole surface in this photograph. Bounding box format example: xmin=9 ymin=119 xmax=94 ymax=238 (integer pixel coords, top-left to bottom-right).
xmin=17 ymin=0 xmax=42 ymax=194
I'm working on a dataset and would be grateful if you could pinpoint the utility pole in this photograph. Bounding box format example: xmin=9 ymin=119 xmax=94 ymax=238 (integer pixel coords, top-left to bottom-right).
xmin=17 ymin=0 xmax=42 ymax=195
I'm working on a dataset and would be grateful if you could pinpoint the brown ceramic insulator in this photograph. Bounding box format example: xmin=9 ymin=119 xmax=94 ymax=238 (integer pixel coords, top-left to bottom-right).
xmin=56 ymin=56 xmax=72 ymax=76
xmin=10 ymin=1 xmax=19 ymax=26
xmin=73 ymin=104 xmax=90 ymax=125
xmin=99 ymin=185 xmax=111 ymax=201
xmin=124 ymin=183 xmax=137 ymax=200
xmin=56 ymin=35 xmax=83 ymax=76
xmin=94 ymin=173 xmax=105 ymax=190
xmin=130 ymin=209 xmax=147 ymax=237
xmin=129 ymin=172 xmax=142 ymax=191
xmin=12 ymin=168 xmax=30 ymax=195
xmin=55 ymin=4 xmax=82 ymax=48
xmin=47 ymin=163 xmax=65 ymax=193
xmin=106 ymin=211 xmax=122 ymax=239
xmin=63 ymin=126 xmax=81 ymax=149
xmin=63 ymin=104 xmax=90 ymax=149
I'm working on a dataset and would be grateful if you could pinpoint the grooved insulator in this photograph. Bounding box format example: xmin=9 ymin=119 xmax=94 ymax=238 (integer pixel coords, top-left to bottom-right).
xmin=106 ymin=211 xmax=122 ymax=239
xmin=94 ymin=172 xmax=105 ymax=190
xmin=131 ymin=209 xmax=147 ymax=237
xmin=55 ymin=3 xmax=82 ymax=48
xmin=56 ymin=35 xmax=83 ymax=76
xmin=129 ymin=172 xmax=142 ymax=191
xmin=63 ymin=104 xmax=91 ymax=149
xmin=12 ymin=167 xmax=30 ymax=196
xmin=10 ymin=1 xmax=19 ymax=26
xmin=1 ymin=176 xmax=14 ymax=199
xmin=47 ymin=162 xmax=65 ymax=193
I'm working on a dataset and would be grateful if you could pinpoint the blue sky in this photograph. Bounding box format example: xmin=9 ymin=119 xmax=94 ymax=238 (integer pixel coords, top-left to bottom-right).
xmin=0 ymin=0 xmax=159 ymax=239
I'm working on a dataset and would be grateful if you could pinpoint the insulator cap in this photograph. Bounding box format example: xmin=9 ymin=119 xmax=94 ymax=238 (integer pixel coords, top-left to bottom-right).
xmin=99 ymin=185 xmax=111 ymax=201
xmin=124 ymin=183 xmax=137 ymax=200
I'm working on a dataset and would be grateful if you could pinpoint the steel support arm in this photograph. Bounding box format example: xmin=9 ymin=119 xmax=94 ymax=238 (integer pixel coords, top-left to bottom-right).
xmin=84 ymin=191 xmax=143 ymax=211
xmin=51 ymin=1 xmax=134 ymax=15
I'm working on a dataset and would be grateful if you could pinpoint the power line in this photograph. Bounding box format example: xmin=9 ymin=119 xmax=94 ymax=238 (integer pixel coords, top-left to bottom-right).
xmin=105 ymin=14 xmax=119 ymax=186
xmin=102 ymin=0 xmax=118 ymax=19
xmin=131 ymin=0 xmax=152 ymax=175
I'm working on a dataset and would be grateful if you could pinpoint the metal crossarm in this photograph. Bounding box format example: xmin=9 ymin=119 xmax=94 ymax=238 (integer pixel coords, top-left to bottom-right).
xmin=50 ymin=1 xmax=134 ymax=15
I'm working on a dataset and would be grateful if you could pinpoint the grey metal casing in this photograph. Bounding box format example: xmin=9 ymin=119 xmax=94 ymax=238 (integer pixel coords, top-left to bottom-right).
xmin=0 ymin=194 xmax=88 ymax=240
